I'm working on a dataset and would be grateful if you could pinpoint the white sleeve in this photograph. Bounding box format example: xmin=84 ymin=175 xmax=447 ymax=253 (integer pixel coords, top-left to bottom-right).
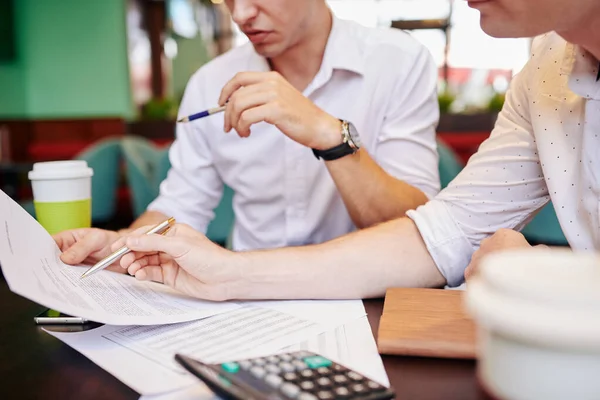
xmin=372 ymin=45 xmax=440 ymax=199
xmin=407 ymin=59 xmax=549 ymax=287
xmin=147 ymin=72 xmax=223 ymax=233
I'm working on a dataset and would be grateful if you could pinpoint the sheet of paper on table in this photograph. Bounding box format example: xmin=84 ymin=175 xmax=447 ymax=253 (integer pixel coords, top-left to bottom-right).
xmin=139 ymin=315 xmax=389 ymax=400
xmin=0 ymin=189 xmax=238 ymax=325
xmin=45 ymin=300 xmax=366 ymax=396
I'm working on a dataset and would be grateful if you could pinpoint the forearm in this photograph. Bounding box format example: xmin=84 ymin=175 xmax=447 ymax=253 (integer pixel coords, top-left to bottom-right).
xmin=231 ymin=217 xmax=445 ymax=300
xmin=326 ymin=150 xmax=429 ymax=229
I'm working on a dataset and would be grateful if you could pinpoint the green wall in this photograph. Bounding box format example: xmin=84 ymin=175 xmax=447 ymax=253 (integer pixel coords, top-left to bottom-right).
xmin=0 ymin=0 xmax=133 ymax=119
xmin=0 ymin=1 xmax=27 ymax=117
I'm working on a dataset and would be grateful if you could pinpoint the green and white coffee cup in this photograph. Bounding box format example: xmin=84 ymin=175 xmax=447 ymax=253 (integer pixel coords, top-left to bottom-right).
xmin=28 ymin=160 xmax=94 ymax=235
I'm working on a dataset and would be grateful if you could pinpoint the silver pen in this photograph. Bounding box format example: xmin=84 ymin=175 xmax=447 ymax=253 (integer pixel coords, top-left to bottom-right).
xmin=80 ymin=217 xmax=176 ymax=279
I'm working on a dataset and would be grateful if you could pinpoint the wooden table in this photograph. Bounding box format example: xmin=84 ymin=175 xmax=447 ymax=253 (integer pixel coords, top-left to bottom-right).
xmin=0 ymin=272 xmax=487 ymax=399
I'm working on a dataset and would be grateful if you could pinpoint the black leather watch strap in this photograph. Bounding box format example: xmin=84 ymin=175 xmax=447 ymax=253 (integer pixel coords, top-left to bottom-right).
xmin=312 ymin=142 xmax=355 ymax=161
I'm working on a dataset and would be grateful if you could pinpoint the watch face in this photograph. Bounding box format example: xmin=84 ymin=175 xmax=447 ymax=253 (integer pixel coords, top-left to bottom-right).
xmin=347 ymin=121 xmax=362 ymax=149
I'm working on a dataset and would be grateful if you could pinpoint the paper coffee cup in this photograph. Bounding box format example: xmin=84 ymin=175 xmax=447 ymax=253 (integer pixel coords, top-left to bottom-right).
xmin=28 ymin=160 xmax=94 ymax=234
xmin=466 ymin=249 xmax=600 ymax=400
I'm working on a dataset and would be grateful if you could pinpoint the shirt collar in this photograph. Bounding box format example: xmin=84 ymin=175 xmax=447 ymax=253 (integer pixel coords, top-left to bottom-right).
xmin=320 ymin=15 xmax=365 ymax=76
xmin=564 ymin=44 xmax=600 ymax=100
xmin=244 ymin=14 xmax=365 ymax=79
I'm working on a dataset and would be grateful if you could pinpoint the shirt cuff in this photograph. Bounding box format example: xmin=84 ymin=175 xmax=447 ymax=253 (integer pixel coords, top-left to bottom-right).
xmin=406 ymin=200 xmax=474 ymax=287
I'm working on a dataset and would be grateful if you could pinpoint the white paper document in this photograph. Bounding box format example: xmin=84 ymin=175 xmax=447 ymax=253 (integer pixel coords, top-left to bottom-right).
xmin=0 ymin=189 xmax=238 ymax=325
xmin=280 ymin=316 xmax=389 ymax=386
xmin=45 ymin=300 xmax=367 ymax=396
xmin=140 ymin=316 xmax=389 ymax=400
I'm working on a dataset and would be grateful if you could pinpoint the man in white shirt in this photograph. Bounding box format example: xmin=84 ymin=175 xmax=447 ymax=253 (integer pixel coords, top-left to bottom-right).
xmin=55 ymin=0 xmax=439 ymax=263
xmin=112 ymin=0 xmax=600 ymax=301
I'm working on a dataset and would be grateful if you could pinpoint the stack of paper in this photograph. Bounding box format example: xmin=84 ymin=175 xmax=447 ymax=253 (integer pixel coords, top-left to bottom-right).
xmin=0 ymin=190 xmax=238 ymax=325
xmin=46 ymin=300 xmax=369 ymax=396
xmin=0 ymin=189 xmax=389 ymax=397
xmin=139 ymin=316 xmax=388 ymax=400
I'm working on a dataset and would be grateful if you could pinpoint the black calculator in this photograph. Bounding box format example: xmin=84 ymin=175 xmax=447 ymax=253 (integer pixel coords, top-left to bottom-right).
xmin=175 ymin=351 xmax=395 ymax=400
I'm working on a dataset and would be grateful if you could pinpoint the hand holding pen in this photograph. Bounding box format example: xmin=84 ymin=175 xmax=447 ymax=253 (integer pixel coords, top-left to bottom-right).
xmin=80 ymin=217 xmax=176 ymax=279
xmin=177 ymin=71 xmax=341 ymax=150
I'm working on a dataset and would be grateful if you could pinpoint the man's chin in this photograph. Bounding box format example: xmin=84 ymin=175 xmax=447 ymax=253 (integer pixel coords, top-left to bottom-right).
xmin=480 ymin=16 xmax=548 ymax=39
xmin=251 ymin=43 xmax=284 ymax=59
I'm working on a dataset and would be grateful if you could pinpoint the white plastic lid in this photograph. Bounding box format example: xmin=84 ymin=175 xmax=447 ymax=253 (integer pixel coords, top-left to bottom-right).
xmin=28 ymin=160 xmax=94 ymax=181
xmin=481 ymin=249 xmax=600 ymax=308
xmin=466 ymin=249 xmax=600 ymax=350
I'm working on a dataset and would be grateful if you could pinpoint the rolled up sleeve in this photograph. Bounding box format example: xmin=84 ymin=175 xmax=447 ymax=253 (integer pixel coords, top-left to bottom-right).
xmin=407 ymin=60 xmax=549 ymax=286
xmin=147 ymin=72 xmax=223 ymax=233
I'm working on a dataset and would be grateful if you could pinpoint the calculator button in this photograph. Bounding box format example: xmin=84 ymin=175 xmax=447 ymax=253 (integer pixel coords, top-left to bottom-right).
xmin=298 ymin=393 xmax=318 ymax=400
xmin=239 ymin=360 xmax=252 ymax=370
xmin=303 ymin=356 xmax=332 ymax=369
xmin=352 ymin=383 xmax=367 ymax=394
xmin=293 ymin=360 xmax=308 ymax=370
xmin=253 ymin=358 xmax=267 ymax=366
xmin=265 ymin=374 xmax=284 ymax=388
xmin=316 ymin=377 xmax=332 ymax=388
xmin=280 ymin=382 xmax=301 ymax=398
xmin=316 ymin=367 xmax=331 ymax=376
xmin=280 ymin=362 xmax=296 ymax=372
xmin=334 ymin=387 xmax=351 ymax=398
xmin=347 ymin=371 xmax=364 ymax=381
xmin=221 ymin=362 xmax=240 ymax=374
xmin=299 ymin=369 xmax=315 ymax=379
xmin=298 ymin=380 xmax=316 ymax=391
xmin=332 ymin=374 xmax=348 ymax=384
xmin=279 ymin=354 xmax=293 ymax=362
xmin=315 ymin=390 xmax=334 ymax=400
xmin=267 ymin=355 xmax=280 ymax=364
xmin=266 ymin=364 xmax=282 ymax=374
xmin=250 ymin=366 xmax=266 ymax=379
xmin=331 ymin=364 xmax=345 ymax=372
xmin=283 ymin=372 xmax=299 ymax=382
xmin=366 ymin=381 xmax=384 ymax=391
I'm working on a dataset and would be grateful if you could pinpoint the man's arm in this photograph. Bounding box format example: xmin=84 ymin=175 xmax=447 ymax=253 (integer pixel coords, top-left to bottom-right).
xmin=120 ymin=217 xmax=445 ymax=301
xmin=323 ymin=151 xmax=429 ymax=229
xmin=234 ymin=217 xmax=444 ymax=299
xmin=323 ymin=45 xmax=440 ymax=228
xmin=125 ymin=210 xmax=169 ymax=232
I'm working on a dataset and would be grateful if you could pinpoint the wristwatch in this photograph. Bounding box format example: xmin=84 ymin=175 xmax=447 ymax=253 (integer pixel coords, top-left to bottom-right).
xmin=312 ymin=120 xmax=361 ymax=161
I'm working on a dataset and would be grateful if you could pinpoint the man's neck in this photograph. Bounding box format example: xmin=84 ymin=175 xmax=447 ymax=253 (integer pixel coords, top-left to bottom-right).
xmin=558 ymin=11 xmax=600 ymax=62
xmin=268 ymin=7 xmax=333 ymax=92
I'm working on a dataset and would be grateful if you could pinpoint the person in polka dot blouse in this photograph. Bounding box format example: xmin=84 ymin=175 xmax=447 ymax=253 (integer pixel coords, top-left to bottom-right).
xmin=112 ymin=0 xmax=600 ymax=301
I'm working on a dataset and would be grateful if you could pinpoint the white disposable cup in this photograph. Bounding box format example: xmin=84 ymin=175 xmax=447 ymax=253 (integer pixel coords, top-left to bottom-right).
xmin=28 ymin=160 xmax=94 ymax=234
xmin=465 ymin=249 xmax=600 ymax=400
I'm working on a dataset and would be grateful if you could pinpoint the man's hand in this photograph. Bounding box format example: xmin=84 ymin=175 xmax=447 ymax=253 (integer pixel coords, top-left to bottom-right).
xmin=465 ymin=229 xmax=533 ymax=280
xmin=218 ymin=71 xmax=342 ymax=150
xmin=54 ymin=228 xmax=123 ymax=270
xmin=115 ymin=224 xmax=243 ymax=301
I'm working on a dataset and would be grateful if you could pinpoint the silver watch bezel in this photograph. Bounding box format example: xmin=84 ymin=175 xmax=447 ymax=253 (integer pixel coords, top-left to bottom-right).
xmin=341 ymin=120 xmax=361 ymax=150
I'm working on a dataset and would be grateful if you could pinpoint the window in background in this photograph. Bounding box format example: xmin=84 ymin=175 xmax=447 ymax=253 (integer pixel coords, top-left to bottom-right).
xmin=327 ymin=0 xmax=530 ymax=112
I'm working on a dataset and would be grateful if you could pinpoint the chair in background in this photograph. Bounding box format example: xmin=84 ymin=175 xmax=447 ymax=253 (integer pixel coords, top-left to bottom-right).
xmin=121 ymin=136 xmax=167 ymax=218
xmin=22 ymin=138 xmax=122 ymax=225
xmin=437 ymin=140 xmax=464 ymax=189
xmin=76 ymin=138 xmax=122 ymax=224
xmin=156 ymin=144 xmax=235 ymax=246
xmin=520 ymin=202 xmax=568 ymax=246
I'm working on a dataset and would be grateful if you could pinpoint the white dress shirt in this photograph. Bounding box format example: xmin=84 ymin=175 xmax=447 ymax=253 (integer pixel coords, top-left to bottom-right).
xmin=149 ymin=16 xmax=440 ymax=250
xmin=408 ymin=33 xmax=600 ymax=287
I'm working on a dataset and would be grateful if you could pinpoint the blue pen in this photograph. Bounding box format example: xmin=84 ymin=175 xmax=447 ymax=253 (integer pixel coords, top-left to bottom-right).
xmin=177 ymin=105 xmax=227 ymax=123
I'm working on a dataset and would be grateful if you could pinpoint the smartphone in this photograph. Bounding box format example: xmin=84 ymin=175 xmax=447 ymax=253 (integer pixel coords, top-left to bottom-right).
xmin=34 ymin=309 xmax=89 ymax=325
